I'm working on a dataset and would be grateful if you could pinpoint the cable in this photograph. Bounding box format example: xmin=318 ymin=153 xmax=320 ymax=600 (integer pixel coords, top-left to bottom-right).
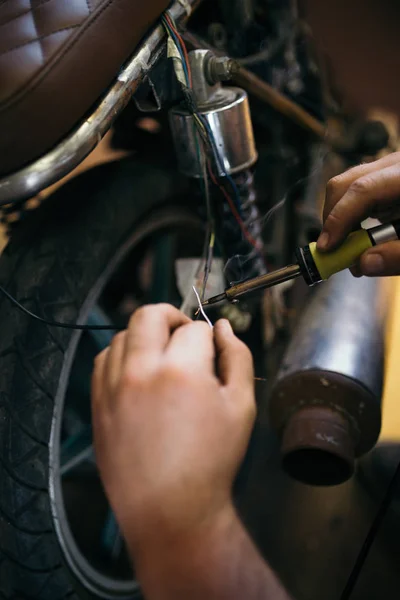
xmin=0 ymin=284 xmax=122 ymax=331
xmin=163 ymin=11 xmax=218 ymax=299
xmin=163 ymin=10 xmax=264 ymax=268
xmin=161 ymin=15 xmax=190 ymax=87
xmin=340 ymin=458 xmax=400 ymax=600
xmin=164 ymin=13 xmax=192 ymax=87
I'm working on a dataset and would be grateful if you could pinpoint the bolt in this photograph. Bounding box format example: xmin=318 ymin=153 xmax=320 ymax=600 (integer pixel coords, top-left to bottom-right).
xmin=205 ymin=55 xmax=240 ymax=85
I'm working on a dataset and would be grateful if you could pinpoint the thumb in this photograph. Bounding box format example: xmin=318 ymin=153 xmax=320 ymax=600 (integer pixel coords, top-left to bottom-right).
xmin=214 ymin=320 xmax=254 ymax=387
xmin=358 ymin=241 xmax=400 ymax=277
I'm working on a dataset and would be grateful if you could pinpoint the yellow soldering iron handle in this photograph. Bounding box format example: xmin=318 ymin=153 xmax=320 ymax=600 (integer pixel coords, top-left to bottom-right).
xmin=307 ymin=221 xmax=400 ymax=282
xmin=309 ymin=230 xmax=372 ymax=281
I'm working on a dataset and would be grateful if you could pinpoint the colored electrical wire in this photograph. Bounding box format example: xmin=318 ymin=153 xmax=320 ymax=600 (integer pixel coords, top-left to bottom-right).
xmin=0 ymin=284 xmax=122 ymax=331
xmin=161 ymin=15 xmax=190 ymax=87
xmin=163 ymin=11 xmax=217 ymax=300
xmin=162 ymin=10 xmax=264 ymax=264
xmin=164 ymin=12 xmax=192 ymax=87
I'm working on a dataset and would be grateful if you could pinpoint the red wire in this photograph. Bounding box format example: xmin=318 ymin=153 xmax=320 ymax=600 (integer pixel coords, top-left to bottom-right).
xmin=207 ymin=161 xmax=262 ymax=252
xmin=164 ymin=13 xmax=264 ymax=258
xmin=164 ymin=13 xmax=193 ymax=88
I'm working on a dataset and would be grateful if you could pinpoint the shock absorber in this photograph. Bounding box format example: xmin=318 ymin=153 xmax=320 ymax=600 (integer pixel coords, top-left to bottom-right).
xmin=217 ymin=168 xmax=266 ymax=282
xmin=169 ymin=50 xmax=266 ymax=284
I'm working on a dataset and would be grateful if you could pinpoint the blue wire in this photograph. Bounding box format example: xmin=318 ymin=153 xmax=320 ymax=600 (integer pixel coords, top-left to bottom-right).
xmin=161 ymin=17 xmax=190 ymax=88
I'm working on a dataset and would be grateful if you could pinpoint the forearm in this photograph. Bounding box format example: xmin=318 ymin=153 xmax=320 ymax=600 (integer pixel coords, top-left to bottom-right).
xmin=128 ymin=504 xmax=292 ymax=600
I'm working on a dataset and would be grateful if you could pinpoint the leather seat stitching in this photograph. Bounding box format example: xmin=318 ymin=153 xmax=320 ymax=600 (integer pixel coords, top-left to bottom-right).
xmin=0 ymin=0 xmax=56 ymax=27
xmin=29 ymin=0 xmax=41 ymax=66
xmin=0 ymin=26 xmax=81 ymax=58
xmin=0 ymin=0 xmax=117 ymax=112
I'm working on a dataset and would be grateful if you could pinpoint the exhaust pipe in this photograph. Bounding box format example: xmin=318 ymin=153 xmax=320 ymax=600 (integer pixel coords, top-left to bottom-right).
xmin=269 ymin=270 xmax=387 ymax=486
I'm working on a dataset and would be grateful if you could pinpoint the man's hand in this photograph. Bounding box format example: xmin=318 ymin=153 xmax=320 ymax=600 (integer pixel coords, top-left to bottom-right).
xmin=317 ymin=151 xmax=400 ymax=277
xmin=92 ymin=303 xmax=255 ymax=551
xmin=91 ymin=304 xmax=291 ymax=600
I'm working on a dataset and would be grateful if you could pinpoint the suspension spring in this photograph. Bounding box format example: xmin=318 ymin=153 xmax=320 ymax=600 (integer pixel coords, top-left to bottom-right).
xmin=215 ymin=170 xmax=267 ymax=285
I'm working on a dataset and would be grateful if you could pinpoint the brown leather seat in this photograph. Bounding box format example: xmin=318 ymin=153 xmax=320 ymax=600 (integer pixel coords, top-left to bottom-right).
xmin=0 ymin=0 xmax=170 ymax=177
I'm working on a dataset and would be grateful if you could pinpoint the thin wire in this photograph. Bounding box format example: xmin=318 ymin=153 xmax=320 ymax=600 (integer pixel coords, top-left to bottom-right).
xmin=164 ymin=12 xmax=193 ymax=87
xmin=202 ymin=231 xmax=215 ymax=301
xmin=163 ymin=12 xmax=217 ymax=303
xmin=162 ymin=11 xmax=249 ymax=246
xmin=0 ymin=284 xmax=121 ymax=331
xmin=340 ymin=458 xmax=400 ymax=600
xmin=192 ymin=286 xmax=213 ymax=328
xmin=196 ymin=138 xmax=215 ymax=301
xmin=163 ymin=10 xmax=264 ymax=285
xmin=161 ymin=15 xmax=190 ymax=87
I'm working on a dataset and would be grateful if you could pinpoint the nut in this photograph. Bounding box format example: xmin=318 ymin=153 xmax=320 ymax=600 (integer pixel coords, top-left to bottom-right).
xmin=205 ymin=55 xmax=240 ymax=85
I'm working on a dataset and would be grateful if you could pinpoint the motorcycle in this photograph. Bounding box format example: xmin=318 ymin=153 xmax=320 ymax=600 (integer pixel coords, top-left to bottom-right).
xmin=0 ymin=1 xmax=390 ymax=598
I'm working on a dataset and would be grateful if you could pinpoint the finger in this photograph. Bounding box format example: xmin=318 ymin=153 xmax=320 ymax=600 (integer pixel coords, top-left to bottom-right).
xmin=318 ymin=163 xmax=400 ymax=250
xmin=214 ymin=320 xmax=254 ymax=388
xmin=125 ymin=304 xmax=191 ymax=365
xmin=323 ymin=152 xmax=400 ymax=222
xmin=91 ymin=347 xmax=109 ymax=410
xmin=350 ymin=264 xmax=363 ymax=278
xmin=105 ymin=331 xmax=127 ymax=398
xmin=166 ymin=321 xmax=215 ymax=373
xmin=358 ymin=241 xmax=400 ymax=277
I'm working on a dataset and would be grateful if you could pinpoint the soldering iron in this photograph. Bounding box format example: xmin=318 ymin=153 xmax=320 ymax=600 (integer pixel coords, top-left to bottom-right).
xmin=202 ymin=220 xmax=400 ymax=306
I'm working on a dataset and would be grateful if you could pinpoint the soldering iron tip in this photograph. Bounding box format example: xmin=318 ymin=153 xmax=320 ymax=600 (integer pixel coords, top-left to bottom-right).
xmin=202 ymin=292 xmax=228 ymax=307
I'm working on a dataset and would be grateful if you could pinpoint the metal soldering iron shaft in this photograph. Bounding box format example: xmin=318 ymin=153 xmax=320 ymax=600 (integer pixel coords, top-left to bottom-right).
xmin=202 ymin=264 xmax=302 ymax=306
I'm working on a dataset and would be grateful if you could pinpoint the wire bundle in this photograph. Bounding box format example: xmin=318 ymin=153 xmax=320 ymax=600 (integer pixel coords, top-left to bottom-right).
xmin=162 ymin=12 xmax=263 ymax=300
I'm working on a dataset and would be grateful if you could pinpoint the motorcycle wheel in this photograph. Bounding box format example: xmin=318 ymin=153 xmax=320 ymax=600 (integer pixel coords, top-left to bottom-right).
xmin=0 ymin=158 xmax=205 ymax=599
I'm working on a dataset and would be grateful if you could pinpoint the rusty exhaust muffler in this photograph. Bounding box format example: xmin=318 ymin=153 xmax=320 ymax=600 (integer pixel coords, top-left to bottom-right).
xmin=269 ymin=270 xmax=387 ymax=486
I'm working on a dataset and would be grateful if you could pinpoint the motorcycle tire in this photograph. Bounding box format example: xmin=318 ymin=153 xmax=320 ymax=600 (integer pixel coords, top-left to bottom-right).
xmin=0 ymin=158 xmax=201 ymax=600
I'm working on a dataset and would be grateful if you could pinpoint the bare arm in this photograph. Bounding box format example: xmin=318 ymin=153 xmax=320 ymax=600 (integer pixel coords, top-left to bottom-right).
xmin=130 ymin=503 xmax=291 ymax=600
xmin=91 ymin=305 xmax=291 ymax=600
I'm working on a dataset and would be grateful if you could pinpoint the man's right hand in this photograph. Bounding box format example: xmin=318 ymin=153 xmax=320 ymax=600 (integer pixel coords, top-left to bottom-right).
xmin=317 ymin=151 xmax=400 ymax=277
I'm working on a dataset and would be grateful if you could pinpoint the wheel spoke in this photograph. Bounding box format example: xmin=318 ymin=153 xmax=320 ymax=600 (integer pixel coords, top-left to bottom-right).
xmin=102 ymin=511 xmax=123 ymax=559
xmin=60 ymin=427 xmax=94 ymax=476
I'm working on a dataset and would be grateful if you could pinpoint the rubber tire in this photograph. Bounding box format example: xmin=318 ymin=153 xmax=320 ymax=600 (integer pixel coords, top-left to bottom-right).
xmin=0 ymin=158 xmax=193 ymax=600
